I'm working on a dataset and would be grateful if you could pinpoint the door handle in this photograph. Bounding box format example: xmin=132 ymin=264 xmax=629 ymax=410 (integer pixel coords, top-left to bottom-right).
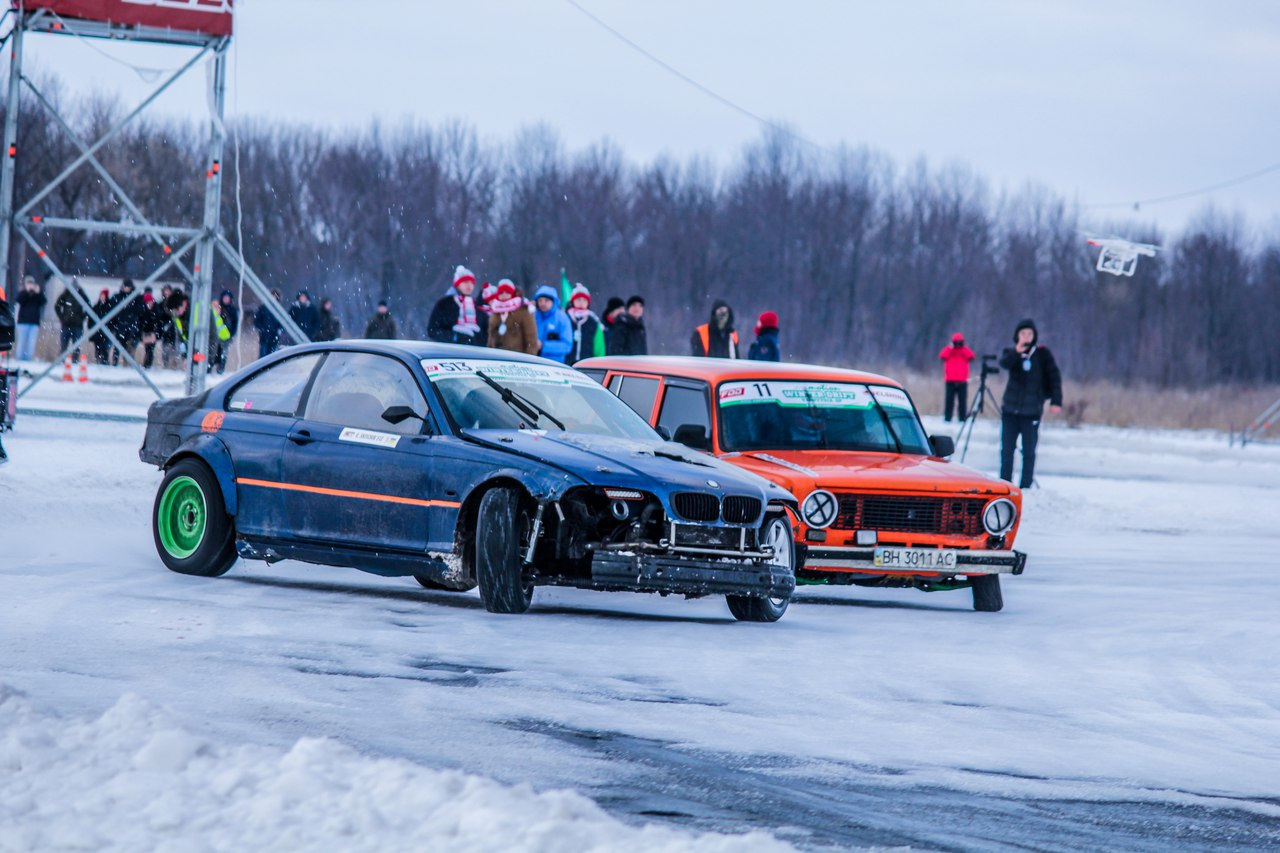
xmin=287 ymin=428 xmax=314 ymax=445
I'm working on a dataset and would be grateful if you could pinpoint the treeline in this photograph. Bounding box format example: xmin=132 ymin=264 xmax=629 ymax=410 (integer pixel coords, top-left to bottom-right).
xmin=7 ymin=87 xmax=1279 ymax=387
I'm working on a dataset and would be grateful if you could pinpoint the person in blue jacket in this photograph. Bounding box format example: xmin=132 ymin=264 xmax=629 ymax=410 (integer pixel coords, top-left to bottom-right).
xmin=532 ymin=284 xmax=573 ymax=363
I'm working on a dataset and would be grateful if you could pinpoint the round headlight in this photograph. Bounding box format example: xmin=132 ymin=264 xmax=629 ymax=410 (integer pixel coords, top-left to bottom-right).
xmin=982 ymin=498 xmax=1018 ymax=535
xmin=801 ymin=489 xmax=838 ymax=529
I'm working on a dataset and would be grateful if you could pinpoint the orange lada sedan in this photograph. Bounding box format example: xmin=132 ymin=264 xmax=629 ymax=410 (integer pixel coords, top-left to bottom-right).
xmin=577 ymin=357 xmax=1024 ymax=611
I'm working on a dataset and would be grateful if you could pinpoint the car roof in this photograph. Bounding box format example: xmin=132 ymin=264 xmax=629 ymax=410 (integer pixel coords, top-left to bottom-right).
xmin=285 ymin=340 xmax=556 ymax=366
xmin=575 ymin=356 xmax=905 ymax=389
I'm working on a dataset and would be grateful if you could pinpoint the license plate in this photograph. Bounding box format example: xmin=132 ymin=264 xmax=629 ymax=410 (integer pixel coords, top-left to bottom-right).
xmin=873 ymin=547 xmax=958 ymax=570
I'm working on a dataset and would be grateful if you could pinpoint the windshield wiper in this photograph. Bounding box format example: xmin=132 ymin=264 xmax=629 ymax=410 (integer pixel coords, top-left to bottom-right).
xmin=802 ymin=389 xmax=829 ymax=450
xmin=474 ymin=371 xmax=566 ymax=431
xmin=863 ymin=386 xmax=904 ymax=453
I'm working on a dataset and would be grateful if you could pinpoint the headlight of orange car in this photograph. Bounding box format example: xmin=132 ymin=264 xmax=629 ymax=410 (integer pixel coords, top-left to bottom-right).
xmin=982 ymin=498 xmax=1018 ymax=536
xmin=801 ymin=489 xmax=838 ymax=529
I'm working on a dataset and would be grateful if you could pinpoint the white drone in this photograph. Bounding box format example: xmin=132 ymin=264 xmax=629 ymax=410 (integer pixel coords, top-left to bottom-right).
xmin=1084 ymin=233 xmax=1160 ymax=277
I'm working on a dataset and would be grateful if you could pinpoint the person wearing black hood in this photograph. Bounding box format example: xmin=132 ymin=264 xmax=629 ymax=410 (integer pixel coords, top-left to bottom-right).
xmin=289 ymin=290 xmax=320 ymax=342
xmin=607 ymin=295 xmax=647 ymax=356
xmin=691 ymin=299 xmax=739 ymax=358
xmin=316 ymin=297 xmax=342 ymax=341
xmin=998 ymin=318 xmax=1063 ymax=488
xmin=600 ymin=296 xmax=625 ymax=351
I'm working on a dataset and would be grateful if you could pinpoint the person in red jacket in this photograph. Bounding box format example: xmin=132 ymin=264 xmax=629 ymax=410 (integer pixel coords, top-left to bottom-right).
xmin=939 ymin=332 xmax=976 ymax=421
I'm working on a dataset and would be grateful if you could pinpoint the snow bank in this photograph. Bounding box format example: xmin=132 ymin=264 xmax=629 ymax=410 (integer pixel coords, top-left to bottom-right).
xmin=0 ymin=684 xmax=787 ymax=853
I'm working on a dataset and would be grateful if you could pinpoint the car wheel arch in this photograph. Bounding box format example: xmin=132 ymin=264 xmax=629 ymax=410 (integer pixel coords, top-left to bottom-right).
xmin=455 ymin=477 xmax=540 ymax=582
xmin=163 ymin=435 xmax=237 ymax=517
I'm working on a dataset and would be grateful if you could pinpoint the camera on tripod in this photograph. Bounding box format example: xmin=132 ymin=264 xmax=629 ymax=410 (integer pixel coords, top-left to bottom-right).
xmin=955 ymin=354 xmax=1004 ymax=463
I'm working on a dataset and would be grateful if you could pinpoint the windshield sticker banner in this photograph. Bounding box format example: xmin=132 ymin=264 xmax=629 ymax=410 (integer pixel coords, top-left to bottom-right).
xmin=720 ymin=381 xmax=897 ymax=409
xmin=421 ymin=359 xmax=596 ymax=387
xmin=867 ymin=386 xmax=912 ymax=409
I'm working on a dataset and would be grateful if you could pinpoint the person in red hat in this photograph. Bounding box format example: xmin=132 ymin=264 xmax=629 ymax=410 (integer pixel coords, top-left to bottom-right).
xmin=427 ymin=264 xmax=485 ymax=346
xmin=487 ymin=278 xmax=540 ymax=355
xmin=748 ymin=311 xmax=780 ymax=361
xmin=939 ymin=332 xmax=976 ymax=421
xmin=565 ymin=282 xmax=605 ymax=365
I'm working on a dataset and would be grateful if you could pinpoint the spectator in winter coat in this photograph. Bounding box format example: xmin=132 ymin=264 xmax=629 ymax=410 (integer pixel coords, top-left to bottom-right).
xmin=691 ymin=299 xmax=739 ymax=358
xmin=748 ymin=311 xmax=780 ymax=362
xmin=364 ymin=301 xmax=398 ymax=339
xmin=138 ymin=289 xmax=170 ymax=369
xmin=253 ymin=289 xmax=285 ymax=358
xmin=170 ymin=294 xmax=231 ymax=366
xmin=288 ymin=290 xmax=320 ymax=342
xmin=90 ymin=289 xmax=112 ymax=364
xmin=315 ymin=297 xmax=342 ymax=341
xmin=998 ymin=318 xmax=1063 ymax=488
xmin=600 ymin=296 xmax=625 ymax=352
xmin=427 ymin=265 xmax=485 ymax=346
xmin=939 ymin=332 xmax=976 ymax=422
xmin=479 ymin=282 xmax=498 ymax=317
xmin=487 ymin=279 xmax=540 ymax=355
xmin=158 ymin=285 xmax=178 ymax=367
xmin=532 ymin=284 xmax=573 ymax=363
xmin=14 ymin=275 xmax=46 ymax=361
xmin=565 ymin=283 xmax=605 ymax=365
xmin=210 ymin=289 xmax=239 ymax=375
xmin=606 ymin=295 xmax=647 ymax=356
xmin=54 ymin=279 xmax=89 ymax=361
xmin=107 ymin=279 xmax=143 ymax=366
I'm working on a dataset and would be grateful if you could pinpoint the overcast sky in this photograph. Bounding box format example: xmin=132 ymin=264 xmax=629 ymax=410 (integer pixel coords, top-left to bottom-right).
xmin=14 ymin=1 xmax=1280 ymax=236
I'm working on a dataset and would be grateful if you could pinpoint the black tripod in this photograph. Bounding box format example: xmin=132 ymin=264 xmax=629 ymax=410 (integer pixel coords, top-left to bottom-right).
xmin=956 ymin=355 xmax=1002 ymax=463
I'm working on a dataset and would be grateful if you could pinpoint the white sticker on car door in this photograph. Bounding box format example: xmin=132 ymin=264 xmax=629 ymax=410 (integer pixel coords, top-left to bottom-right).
xmin=338 ymin=427 xmax=401 ymax=448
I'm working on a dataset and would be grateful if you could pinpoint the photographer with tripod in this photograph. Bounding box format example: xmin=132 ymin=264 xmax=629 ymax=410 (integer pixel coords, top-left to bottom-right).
xmin=999 ymin=318 xmax=1062 ymax=488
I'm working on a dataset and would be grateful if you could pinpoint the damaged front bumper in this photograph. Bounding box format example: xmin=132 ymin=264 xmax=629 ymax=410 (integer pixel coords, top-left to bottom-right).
xmin=545 ymin=540 xmax=794 ymax=599
xmin=802 ymin=546 xmax=1026 ymax=576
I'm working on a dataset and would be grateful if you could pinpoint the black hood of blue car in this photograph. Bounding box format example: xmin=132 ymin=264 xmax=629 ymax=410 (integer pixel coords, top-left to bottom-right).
xmin=462 ymin=429 xmax=792 ymax=509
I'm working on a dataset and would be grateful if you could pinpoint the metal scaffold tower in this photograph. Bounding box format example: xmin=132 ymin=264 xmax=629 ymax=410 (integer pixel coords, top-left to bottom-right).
xmin=1233 ymin=397 xmax=1280 ymax=447
xmin=0 ymin=1 xmax=306 ymax=404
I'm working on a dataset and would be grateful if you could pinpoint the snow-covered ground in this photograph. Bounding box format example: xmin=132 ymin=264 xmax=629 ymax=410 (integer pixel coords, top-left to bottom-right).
xmin=2 ymin=364 xmax=1279 ymax=850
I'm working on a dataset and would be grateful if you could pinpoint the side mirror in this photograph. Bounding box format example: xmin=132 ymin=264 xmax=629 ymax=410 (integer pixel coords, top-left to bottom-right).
xmin=656 ymin=425 xmax=672 ymax=441
xmin=672 ymin=423 xmax=710 ymax=451
xmin=929 ymin=434 xmax=955 ymax=458
xmin=382 ymin=405 xmax=423 ymax=425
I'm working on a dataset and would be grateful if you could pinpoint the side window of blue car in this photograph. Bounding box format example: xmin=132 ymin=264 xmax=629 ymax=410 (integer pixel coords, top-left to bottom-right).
xmin=303 ymin=351 xmax=431 ymax=436
xmin=226 ymin=353 xmax=322 ymax=416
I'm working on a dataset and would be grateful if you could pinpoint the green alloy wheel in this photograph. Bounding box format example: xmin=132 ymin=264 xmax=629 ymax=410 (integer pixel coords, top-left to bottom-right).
xmin=152 ymin=458 xmax=238 ymax=577
xmin=158 ymin=475 xmax=206 ymax=559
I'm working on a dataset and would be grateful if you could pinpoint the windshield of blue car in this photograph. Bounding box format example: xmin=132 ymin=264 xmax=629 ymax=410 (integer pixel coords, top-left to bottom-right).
xmin=717 ymin=380 xmax=932 ymax=455
xmin=422 ymin=358 xmax=659 ymax=441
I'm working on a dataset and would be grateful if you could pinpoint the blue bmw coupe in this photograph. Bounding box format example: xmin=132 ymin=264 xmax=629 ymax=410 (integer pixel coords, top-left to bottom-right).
xmin=139 ymin=342 xmax=798 ymax=620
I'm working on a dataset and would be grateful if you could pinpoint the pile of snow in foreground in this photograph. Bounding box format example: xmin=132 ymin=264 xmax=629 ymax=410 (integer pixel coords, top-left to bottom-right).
xmin=0 ymin=684 xmax=786 ymax=853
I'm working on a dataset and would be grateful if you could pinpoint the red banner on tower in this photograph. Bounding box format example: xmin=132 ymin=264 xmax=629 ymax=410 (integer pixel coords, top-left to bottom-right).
xmin=18 ymin=1 xmax=234 ymax=37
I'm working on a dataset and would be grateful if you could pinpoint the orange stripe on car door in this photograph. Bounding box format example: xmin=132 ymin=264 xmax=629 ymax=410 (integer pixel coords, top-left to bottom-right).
xmin=236 ymin=478 xmax=462 ymax=509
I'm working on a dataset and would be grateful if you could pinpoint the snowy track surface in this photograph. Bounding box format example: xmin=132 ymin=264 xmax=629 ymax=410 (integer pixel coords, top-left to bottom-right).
xmin=2 ymin=379 xmax=1279 ymax=850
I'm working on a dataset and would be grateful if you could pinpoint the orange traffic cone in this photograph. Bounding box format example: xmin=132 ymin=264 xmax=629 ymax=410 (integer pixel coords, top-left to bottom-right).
xmin=62 ymin=355 xmax=73 ymax=382
xmin=78 ymin=353 xmax=89 ymax=384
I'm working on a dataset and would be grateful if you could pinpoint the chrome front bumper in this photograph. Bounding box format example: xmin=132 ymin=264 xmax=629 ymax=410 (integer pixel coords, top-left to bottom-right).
xmin=803 ymin=546 xmax=1026 ymax=575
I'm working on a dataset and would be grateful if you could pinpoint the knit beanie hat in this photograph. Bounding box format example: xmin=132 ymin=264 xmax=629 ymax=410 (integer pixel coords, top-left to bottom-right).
xmin=481 ymin=282 xmax=498 ymax=303
xmin=755 ymin=310 xmax=779 ymax=335
xmin=495 ymin=278 xmax=518 ymax=299
xmin=453 ymin=265 xmax=476 ymax=289
xmin=568 ymin=283 xmax=591 ymax=306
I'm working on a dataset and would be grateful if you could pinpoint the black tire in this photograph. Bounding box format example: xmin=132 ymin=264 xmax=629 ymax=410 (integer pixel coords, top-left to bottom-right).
xmin=475 ymin=487 xmax=533 ymax=614
xmin=971 ymin=573 xmax=1004 ymax=612
xmin=413 ymin=573 xmax=477 ymax=592
xmin=152 ymin=458 xmax=237 ymax=577
xmin=727 ymin=514 xmax=794 ymax=623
